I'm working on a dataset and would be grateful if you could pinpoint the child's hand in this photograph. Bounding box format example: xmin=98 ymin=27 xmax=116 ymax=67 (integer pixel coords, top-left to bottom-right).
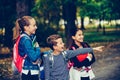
xmin=93 ymin=46 xmax=104 ymax=52
xmin=34 ymin=42 xmax=39 ymax=47
xmin=32 ymin=59 xmax=39 ymax=64
xmin=74 ymin=67 xmax=82 ymax=71
xmin=88 ymin=53 xmax=92 ymax=59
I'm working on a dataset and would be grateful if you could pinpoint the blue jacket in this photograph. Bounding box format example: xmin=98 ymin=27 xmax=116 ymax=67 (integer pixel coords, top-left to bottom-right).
xmin=18 ymin=33 xmax=40 ymax=70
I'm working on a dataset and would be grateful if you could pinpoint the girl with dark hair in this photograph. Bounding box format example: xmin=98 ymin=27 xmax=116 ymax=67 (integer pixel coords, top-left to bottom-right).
xmin=69 ymin=29 xmax=103 ymax=80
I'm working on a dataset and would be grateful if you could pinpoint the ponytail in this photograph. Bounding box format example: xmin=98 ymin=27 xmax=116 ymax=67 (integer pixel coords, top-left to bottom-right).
xmin=13 ymin=19 xmax=21 ymax=42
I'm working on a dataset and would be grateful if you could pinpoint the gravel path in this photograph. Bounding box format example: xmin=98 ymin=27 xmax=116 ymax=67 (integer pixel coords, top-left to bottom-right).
xmin=92 ymin=42 xmax=120 ymax=80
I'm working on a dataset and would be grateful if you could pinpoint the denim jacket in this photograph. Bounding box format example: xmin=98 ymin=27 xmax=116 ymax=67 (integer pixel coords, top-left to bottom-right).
xmin=18 ymin=33 xmax=41 ymax=70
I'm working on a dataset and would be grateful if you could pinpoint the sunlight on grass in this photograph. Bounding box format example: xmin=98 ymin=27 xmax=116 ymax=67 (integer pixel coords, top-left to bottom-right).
xmin=83 ymin=29 xmax=120 ymax=44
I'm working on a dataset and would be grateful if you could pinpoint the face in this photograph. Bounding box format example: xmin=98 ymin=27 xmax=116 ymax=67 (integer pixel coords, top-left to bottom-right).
xmin=25 ymin=18 xmax=37 ymax=35
xmin=53 ymin=38 xmax=64 ymax=52
xmin=72 ymin=30 xmax=84 ymax=43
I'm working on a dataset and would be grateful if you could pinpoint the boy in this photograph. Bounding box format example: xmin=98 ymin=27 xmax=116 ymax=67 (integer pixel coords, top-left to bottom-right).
xmin=43 ymin=34 xmax=93 ymax=80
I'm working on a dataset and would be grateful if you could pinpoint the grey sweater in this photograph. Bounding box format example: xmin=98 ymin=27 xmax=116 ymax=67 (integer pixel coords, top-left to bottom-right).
xmin=43 ymin=48 xmax=93 ymax=80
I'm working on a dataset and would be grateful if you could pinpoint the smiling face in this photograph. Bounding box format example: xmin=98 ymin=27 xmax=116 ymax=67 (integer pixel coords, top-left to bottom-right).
xmin=25 ymin=18 xmax=37 ymax=35
xmin=53 ymin=38 xmax=65 ymax=53
xmin=72 ymin=30 xmax=84 ymax=44
xmin=47 ymin=34 xmax=65 ymax=54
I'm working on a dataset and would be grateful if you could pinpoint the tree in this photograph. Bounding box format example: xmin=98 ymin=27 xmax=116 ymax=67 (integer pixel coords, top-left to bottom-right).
xmin=62 ymin=0 xmax=77 ymax=48
xmin=77 ymin=0 xmax=90 ymax=30
xmin=16 ymin=0 xmax=34 ymax=18
xmin=31 ymin=0 xmax=61 ymax=46
xmin=0 ymin=0 xmax=16 ymax=47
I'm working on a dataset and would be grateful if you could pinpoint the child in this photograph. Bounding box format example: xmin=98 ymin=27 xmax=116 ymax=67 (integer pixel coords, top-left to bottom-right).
xmin=43 ymin=34 xmax=94 ymax=80
xmin=14 ymin=16 xmax=41 ymax=80
xmin=69 ymin=29 xmax=103 ymax=80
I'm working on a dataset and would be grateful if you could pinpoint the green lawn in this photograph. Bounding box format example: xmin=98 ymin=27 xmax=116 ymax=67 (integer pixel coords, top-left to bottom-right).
xmin=83 ymin=28 xmax=120 ymax=43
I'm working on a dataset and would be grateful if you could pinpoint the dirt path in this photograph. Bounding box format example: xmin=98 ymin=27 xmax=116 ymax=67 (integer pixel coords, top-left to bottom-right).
xmin=92 ymin=42 xmax=120 ymax=80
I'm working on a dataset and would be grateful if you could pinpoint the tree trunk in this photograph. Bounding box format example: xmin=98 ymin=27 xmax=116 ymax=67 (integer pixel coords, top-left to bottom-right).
xmin=81 ymin=17 xmax=85 ymax=30
xmin=16 ymin=0 xmax=33 ymax=18
xmin=97 ymin=18 xmax=102 ymax=32
xmin=62 ymin=1 xmax=77 ymax=48
xmin=0 ymin=0 xmax=16 ymax=47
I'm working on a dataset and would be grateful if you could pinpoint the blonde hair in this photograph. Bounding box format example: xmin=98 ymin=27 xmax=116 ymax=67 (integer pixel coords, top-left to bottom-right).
xmin=12 ymin=19 xmax=21 ymax=41
xmin=13 ymin=16 xmax=34 ymax=41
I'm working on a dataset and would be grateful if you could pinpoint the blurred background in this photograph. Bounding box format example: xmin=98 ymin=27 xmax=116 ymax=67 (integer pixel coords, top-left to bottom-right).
xmin=0 ymin=0 xmax=120 ymax=80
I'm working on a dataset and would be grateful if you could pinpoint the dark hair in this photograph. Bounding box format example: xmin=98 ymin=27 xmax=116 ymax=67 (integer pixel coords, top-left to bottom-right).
xmin=72 ymin=28 xmax=83 ymax=36
xmin=47 ymin=34 xmax=61 ymax=50
xmin=68 ymin=28 xmax=83 ymax=49
xmin=18 ymin=16 xmax=33 ymax=32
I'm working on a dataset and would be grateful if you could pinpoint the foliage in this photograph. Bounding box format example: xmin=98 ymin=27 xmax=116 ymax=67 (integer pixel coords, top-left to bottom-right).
xmin=76 ymin=0 xmax=120 ymax=20
xmin=36 ymin=24 xmax=57 ymax=47
xmin=31 ymin=0 xmax=62 ymax=46
xmin=0 ymin=0 xmax=16 ymax=47
xmin=0 ymin=0 xmax=120 ymax=47
xmin=32 ymin=0 xmax=61 ymax=27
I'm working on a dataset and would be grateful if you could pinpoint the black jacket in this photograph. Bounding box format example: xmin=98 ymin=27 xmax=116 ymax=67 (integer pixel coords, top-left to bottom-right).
xmin=69 ymin=42 xmax=95 ymax=68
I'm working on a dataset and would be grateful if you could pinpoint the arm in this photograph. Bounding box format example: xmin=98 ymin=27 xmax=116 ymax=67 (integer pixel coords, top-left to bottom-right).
xmin=80 ymin=42 xmax=95 ymax=66
xmin=70 ymin=57 xmax=90 ymax=68
xmin=88 ymin=52 xmax=95 ymax=66
xmin=68 ymin=43 xmax=95 ymax=68
xmin=72 ymin=52 xmax=95 ymax=68
xmin=19 ymin=37 xmax=40 ymax=62
xmin=43 ymin=53 xmax=50 ymax=80
xmin=66 ymin=48 xmax=93 ymax=59
xmin=93 ymin=46 xmax=104 ymax=52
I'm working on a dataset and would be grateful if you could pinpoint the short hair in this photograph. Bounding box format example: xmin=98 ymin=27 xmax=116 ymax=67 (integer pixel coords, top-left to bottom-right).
xmin=47 ymin=34 xmax=61 ymax=50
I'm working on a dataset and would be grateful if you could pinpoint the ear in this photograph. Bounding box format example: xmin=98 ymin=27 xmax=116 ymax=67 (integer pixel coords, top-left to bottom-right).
xmin=72 ymin=36 xmax=75 ymax=40
xmin=53 ymin=45 xmax=56 ymax=50
xmin=24 ymin=26 xmax=28 ymax=31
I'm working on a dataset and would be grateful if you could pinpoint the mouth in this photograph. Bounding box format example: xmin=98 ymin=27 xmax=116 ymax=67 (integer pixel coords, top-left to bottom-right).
xmin=61 ymin=47 xmax=64 ymax=50
xmin=79 ymin=38 xmax=83 ymax=41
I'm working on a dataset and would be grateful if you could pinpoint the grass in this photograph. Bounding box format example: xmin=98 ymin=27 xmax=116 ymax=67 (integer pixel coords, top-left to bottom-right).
xmin=84 ymin=28 xmax=120 ymax=43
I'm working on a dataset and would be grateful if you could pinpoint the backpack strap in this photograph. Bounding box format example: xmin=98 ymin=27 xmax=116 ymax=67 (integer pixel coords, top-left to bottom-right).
xmin=20 ymin=34 xmax=31 ymax=41
xmin=48 ymin=51 xmax=54 ymax=68
xmin=47 ymin=50 xmax=68 ymax=68
xmin=62 ymin=51 xmax=68 ymax=62
xmin=44 ymin=50 xmax=53 ymax=68
xmin=18 ymin=34 xmax=29 ymax=57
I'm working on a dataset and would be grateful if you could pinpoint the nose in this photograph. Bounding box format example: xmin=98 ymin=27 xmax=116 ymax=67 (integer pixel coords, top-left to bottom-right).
xmin=35 ymin=25 xmax=37 ymax=29
xmin=63 ymin=43 xmax=65 ymax=46
xmin=81 ymin=35 xmax=84 ymax=38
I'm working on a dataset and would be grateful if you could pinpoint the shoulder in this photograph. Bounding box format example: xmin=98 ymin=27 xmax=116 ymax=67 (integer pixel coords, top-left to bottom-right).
xmin=43 ymin=50 xmax=53 ymax=57
xmin=20 ymin=34 xmax=31 ymax=43
xmin=21 ymin=34 xmax=30 ymax=40
xmin=82 ymin=42 xmax=90 ymax=47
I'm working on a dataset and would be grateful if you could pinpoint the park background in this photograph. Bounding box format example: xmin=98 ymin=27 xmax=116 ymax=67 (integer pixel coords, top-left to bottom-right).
xmin=0 ymin=0 xmax=120 ymax=80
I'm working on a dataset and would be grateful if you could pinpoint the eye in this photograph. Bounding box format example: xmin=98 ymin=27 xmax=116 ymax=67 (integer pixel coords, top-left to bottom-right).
xmin=33 ymin=24 xmax=36 ymax=27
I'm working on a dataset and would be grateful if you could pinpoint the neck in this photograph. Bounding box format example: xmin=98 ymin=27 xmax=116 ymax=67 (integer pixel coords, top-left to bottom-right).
xmin=74 ymin=41 xmax=82 ymax=48
xmin=53 ymin=50 xmax=60 ymax=55
xmin=24 ymin=31 xmax=30 ymax=36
